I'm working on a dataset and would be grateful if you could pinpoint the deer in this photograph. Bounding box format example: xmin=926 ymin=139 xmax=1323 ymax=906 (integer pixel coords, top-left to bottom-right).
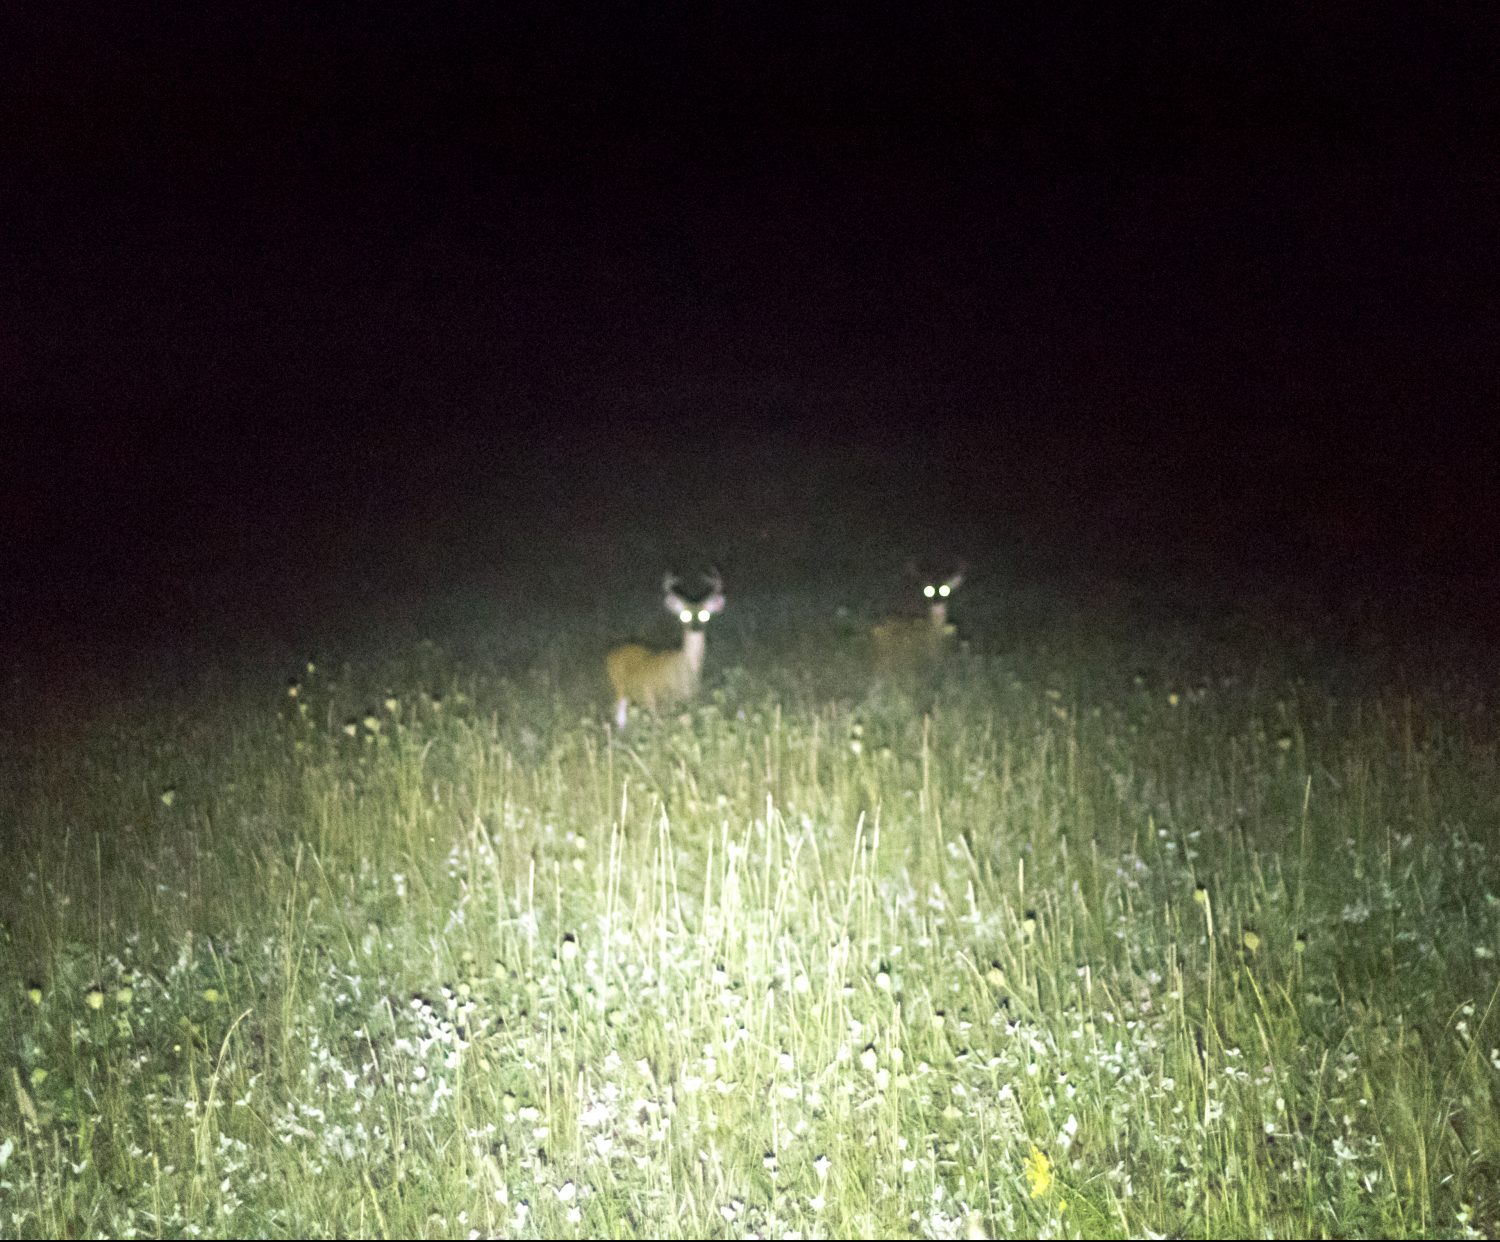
xmin=606 ymin=571 xmax=726 ymax=729
xmin=870 ymin=567 xmax=964 ymax=671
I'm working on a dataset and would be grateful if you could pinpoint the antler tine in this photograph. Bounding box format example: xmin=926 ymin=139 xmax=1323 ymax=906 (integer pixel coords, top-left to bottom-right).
xmin=705 ymin=567 xmax=723 ymax=592
xmin=663 ymin=572 xmax=680 ymax=594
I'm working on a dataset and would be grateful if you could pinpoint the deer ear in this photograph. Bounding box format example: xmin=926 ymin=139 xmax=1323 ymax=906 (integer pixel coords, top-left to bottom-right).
xmin=664 ymin=590 xmax=689 ymax=615
xmin=694 ymin=568 xmax=725 ymax=613
xmin=945 ymin=572 xmax=964 ymax=591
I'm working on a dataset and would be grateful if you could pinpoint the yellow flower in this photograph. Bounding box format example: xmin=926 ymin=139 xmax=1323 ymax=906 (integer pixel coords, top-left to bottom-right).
xmin=1242 ymin=930 xmax=1261 ymax=954
xmin=1024 ymin=1145 xmax=1053 ymax=1199
xmin=202 ymin=987 xmax=222 ymax=1004
xmin=85 ymin=986 xmax=105 ymax=1010
xmin=26 ymin=984 xmax=42 ymax=1006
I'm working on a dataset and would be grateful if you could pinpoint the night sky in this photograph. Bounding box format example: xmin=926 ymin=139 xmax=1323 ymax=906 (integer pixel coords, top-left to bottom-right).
xmin=6 ymin=6 xmax=1497 ymax=658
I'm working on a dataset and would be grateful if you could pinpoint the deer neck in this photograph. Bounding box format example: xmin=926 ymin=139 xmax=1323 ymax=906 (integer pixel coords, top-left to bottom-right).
xmin=928 ymin=601 xmax=948 ymax=627
xmin=681 ymin=626 xmax=707 ymax=673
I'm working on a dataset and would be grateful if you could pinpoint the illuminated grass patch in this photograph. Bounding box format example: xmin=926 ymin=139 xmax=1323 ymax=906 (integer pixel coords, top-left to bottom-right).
xmin=1 ymin=594 xmax=1498 ymax=1237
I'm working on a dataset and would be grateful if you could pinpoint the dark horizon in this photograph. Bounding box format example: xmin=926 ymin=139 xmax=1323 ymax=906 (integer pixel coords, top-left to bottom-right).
xmin=6 ymin=6 xmax=1497 ymax=654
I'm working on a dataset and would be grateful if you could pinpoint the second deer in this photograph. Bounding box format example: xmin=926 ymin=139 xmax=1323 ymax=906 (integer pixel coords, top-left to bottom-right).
xmin=871 ymin=568 xmax=964 ymax=671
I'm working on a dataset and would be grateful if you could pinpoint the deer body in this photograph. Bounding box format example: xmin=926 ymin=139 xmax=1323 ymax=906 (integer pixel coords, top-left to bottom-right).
xmin=607 ymin=573 xmax=725 ymax=728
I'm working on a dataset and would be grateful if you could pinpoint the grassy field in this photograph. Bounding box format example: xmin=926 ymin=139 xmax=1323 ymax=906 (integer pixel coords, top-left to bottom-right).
xmin=2 ymin=557 xmax=1498 ymax=1238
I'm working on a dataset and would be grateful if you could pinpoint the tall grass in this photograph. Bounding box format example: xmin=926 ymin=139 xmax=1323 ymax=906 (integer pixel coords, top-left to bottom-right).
xmin=1 ymin=578 xmax=1497 ymax=1238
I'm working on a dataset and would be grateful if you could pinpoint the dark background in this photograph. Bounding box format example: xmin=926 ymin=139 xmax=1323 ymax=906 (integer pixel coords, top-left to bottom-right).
xmin=5 ymin=5 xmax=1497 ymax=668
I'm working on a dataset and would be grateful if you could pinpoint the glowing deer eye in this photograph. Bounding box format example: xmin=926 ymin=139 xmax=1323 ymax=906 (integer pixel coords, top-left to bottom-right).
xmin=697 ymin=609 xmax=711 ymax=623
xmin=680 ymin=610 xmax=693 ymax=623
xmin=938 ymin=585 xmax=951 ymax=597
xmin=923 ymin=585 xmax=936 ymax=598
